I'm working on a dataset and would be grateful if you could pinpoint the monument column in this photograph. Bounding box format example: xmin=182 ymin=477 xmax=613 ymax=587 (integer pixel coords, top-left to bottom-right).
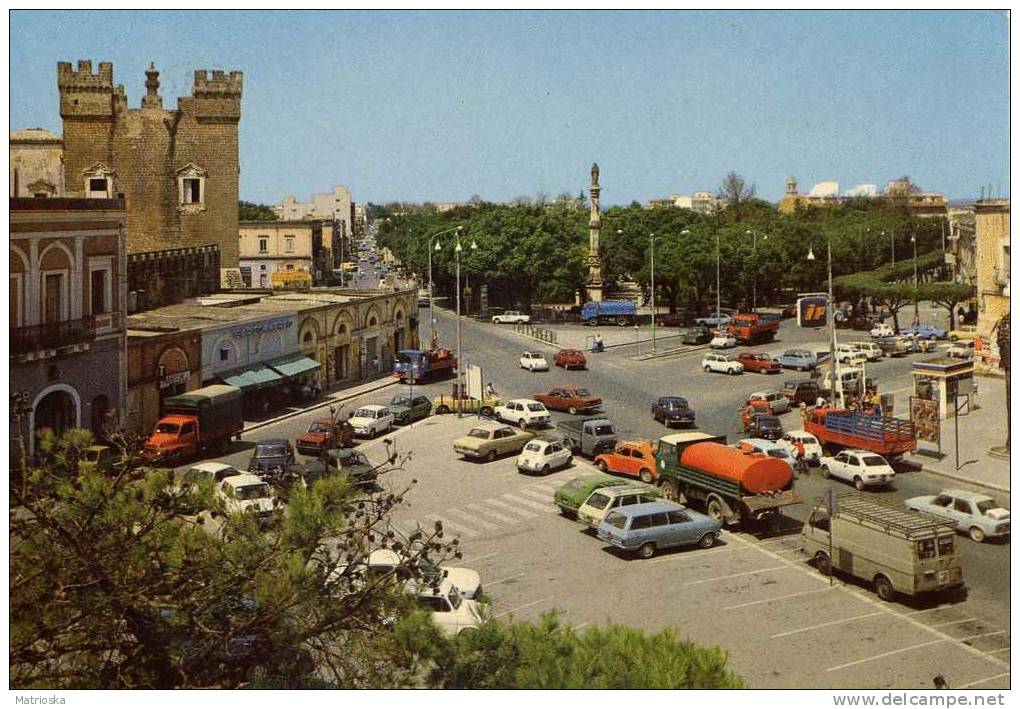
xmin=586 ymin=162 xmax=604 ymax=302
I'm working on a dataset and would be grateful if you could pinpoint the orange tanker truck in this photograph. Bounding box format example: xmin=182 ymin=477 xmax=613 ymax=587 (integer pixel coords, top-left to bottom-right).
xmin=653 ymin=431 xmax=803 ymax=527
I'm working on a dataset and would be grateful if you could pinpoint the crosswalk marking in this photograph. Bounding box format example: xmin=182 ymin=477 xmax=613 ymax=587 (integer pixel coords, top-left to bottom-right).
xmin=430 ymin=515 xmax=479 ymax=538
xmin=527 ymin=482 xmax=562 ymax=494
xmin=445 ymin=507 xmax=500 ymax=530
xmin=501 ymin=493 xmax=552 ymax=513
xmin=517 ymin=487 xmax=554 ymax=503
xmin=486 ymin=497 xmax=538 ymax=518
xmin=466 ymin=503 xmax=517 ymax=524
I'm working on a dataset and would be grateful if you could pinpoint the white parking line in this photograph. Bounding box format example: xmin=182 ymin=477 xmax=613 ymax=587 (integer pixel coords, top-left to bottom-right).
xmin=517 ymin=487 xmax=554 ymax=503
xmin=931 ymin=616 xmax=979 ymax=628
xmin=772 ymin=612 xmax=886 ymax=639
xmin=648 ymin=544 xmax=744 ymax=564
xmin=501 ymin=493 xmax=554 ymax=513
xmin=430 ymin=515 xmax=479 ymax=538
xmin=989 ymin=646 xmax=1011 ymax=655
xmin=486 ymin=573 xmax=525 ymax=587
xmin=574 ymin=622 xmax=591 ymax=631
xmin=465 ymin=503 xmax=517 ymax=525
xmin=494 ymin=597 xmax=551 ymax=619
xmin=444 ymin=508 xmax=500 ymax=530
xmin=956 ymin=672 xmax=1011 ymax=689
xmin=458 ymin=552 xmax=498 ymax=565
xmin=907 ymin=604 xmax=952 ymax=615
xmin=526 ymin=482 xmax=563 ymax=494
xmin=827 ymin=639 xmax=945 ymax=672
xmin=486 ymin=497 xmax=538 ymax=519
xmin=725 ymin=587 xmax=833 ymax=611
xmin=683 ymin=565 xmax=789 ymax=586
xmin=958 ymin=630 xmax=1007 ymax=643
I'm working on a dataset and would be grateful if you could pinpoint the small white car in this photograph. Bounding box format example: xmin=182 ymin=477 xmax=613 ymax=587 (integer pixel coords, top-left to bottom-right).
xmin=492 ymin=310 xmax=531 ymax=324
xmin=849 ymin=341 xmax=883 ymax=361
xmin=870 ymin=323 xmax=895 ymax=338
xmin=748 ymin=390 xmax=790 ymax=415
xmin=776 ymin=430 xmax=824 ymax=465
xmin=183 ymin=461 xmax=244 ymax=484
xmin=348 ymin=404 xmax=395 ymax=438
xmin=520 ymin=351 xmax=550 ymax=371
xmin=710 ymin=333 xmax=737 ymax=349
xmin=702 ymin=353 xmax=743 ymax=375
xmin=412 ymin=578 xmax=483 ymax=636
xmin=366 ymin=549 xmax=483 ymax=600
xmin=516 ymin=439 xmax=572 ymax=474
xmin=947 ymin=341 xmax=975 ymax=359
xmin=736 ymin=438 xmax=796 ymax=471
xmin=835 ymin=343 xmax=868 ymax=366
xmin=216 ymin=474 xmax=276 ymax=518
xmin=820 ymin=449 xmax=895 ymax=490
xmin=495 ymin=399 xmax=551 ymax=428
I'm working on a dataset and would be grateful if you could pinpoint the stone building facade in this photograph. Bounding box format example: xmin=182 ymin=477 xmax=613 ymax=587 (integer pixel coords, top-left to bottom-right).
xmin=275 ymin=185 xmax=353 ymax=243
xmin=974 ymin=199 xmax=1010 ymax=373
xmin=124 ymin=327 xmax=203 ymax=438
xmin=10 ymin=197 xmax=127 ymax=453
xmin=10 ymin=128 xmax=65 ymax=198
xmin=57 ymin=60 xmax=243 ymax=273
xmin=127 ymin=245 xmax=222 ymax=312
xmin=238 ymin=221 xmax=315 ymax=288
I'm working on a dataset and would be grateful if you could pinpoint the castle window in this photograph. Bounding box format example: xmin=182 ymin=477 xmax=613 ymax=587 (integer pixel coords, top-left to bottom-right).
xmin=285 ymin=236 xmax=295 ymax=253
xmin=176 ymin=163 xmax=208 ymax=213
xmin=182 ymin=178 xmax=202 ymax=204
xmin=259 ymin=237 xmax=268 ymax=254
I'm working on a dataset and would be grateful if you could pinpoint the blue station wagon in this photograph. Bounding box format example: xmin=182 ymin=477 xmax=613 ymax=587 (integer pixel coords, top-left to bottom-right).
xmin=596 ymin=500 xmax=723 ymax=558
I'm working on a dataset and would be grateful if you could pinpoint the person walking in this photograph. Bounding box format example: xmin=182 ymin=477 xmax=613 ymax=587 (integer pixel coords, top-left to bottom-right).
xmin=799 ymin=401 xmax=808 ymax=427
xmin=485 ymin=381 xmax=497 ymax=399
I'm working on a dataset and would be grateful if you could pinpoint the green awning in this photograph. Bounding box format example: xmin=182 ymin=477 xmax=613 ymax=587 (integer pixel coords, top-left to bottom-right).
xmin=222 ymin=364 xmax=283 ymax=391
xmin=268 ymin=354 xmax=321 ymax=379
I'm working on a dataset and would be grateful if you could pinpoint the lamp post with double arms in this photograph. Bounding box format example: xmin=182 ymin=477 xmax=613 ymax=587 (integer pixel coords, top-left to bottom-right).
xmin=426 ymin=224 xmax=463 ymax=349
xmin=649 ymin=232 xmax=656 ymax=353
xmin=807 ymin=239 xmax=838 ymax=406
xmin=455 ymin=227 xmax=477 ymax=416
xmin=911 ymin=234 xmax=919 ymax=324
xmin=745 ymin=230 xmax=767 ymax=312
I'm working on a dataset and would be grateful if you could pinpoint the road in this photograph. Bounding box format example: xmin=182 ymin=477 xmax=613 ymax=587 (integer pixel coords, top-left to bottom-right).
xmin=186 ymin=303 xmax=1008 ymax=689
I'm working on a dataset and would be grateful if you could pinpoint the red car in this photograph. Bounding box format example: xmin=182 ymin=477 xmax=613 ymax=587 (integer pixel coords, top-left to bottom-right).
xmin=553 ymin=348 xmax=587 ymax=370
xmin=735 ymin=351 xmax=782 ymax=374
xmin=296 ymin=418 xmax=355 ymax=456
xmin=533 ymin=386 xmax=602 ymax=415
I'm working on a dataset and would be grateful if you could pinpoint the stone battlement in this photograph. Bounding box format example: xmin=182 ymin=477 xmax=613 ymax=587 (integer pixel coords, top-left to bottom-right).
xmin=57 ymin=60 xmax=115 ymax=90
xmin=193 ymin=69 xmax=243 ymax=97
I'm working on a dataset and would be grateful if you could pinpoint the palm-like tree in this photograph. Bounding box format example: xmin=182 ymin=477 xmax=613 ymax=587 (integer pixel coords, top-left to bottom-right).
xmin=993 ymin=312 xmax=1010 ymax=450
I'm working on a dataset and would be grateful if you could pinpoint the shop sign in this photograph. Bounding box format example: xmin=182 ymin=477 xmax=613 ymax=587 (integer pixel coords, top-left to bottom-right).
xmin=159 ymin=371 xmax=190 ymax=389
xmin=231 ymin=318 xmax=293 ymax=339
xmin=797 ymin=295 xmax=829 ymax=328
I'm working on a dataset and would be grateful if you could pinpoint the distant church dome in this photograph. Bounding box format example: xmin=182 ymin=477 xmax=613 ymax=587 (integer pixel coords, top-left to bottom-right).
xmin=10 ymin=127 xmax=62 ymax=143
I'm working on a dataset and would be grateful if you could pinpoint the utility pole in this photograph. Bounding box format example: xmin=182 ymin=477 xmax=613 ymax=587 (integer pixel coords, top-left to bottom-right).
xmin=650 ymin=232 xmax=656 ymax=353
xmin=911 ymin=234 xmax=920 ymax=324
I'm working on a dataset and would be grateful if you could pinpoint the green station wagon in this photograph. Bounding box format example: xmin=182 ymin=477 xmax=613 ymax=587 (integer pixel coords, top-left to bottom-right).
xmin=389 ymin=394 xmax=433 ymax=425
xmin=554 ymin=473 xmax=633 ymax=518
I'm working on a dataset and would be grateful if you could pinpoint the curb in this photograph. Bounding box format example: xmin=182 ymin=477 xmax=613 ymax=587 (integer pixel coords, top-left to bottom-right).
xmin=634 ymin=343 xmax=711 ymax=361
xmin=241 ymin=377 xmax=398 ymax=436
xmin=915 ymin=465 xmax=1011 ymax=495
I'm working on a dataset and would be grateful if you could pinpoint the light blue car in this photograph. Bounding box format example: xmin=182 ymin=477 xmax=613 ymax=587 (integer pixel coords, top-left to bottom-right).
xmin=904 ymin=489 xmax=1010 ymax=543
xmin=778 ymin=349 xmax=827 ymax=371
xmin=596 ymin=500 xmax=722 ymax=558
xmin=899 ymin=324 xmax=947 ymax=340
xmin=693 ymin=314 xmax=731 ymax=327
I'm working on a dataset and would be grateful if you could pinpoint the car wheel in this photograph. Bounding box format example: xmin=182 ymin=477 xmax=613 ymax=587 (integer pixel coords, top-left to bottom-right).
xmin=728 ymin=367 xmax=738 ymax=375
xmin=486 ymin=450 xmax=496 ymax=463
xmin=587 ymin=318 xmax=598 ymax=327
xmin=874 ymin=575 xmax=895 ymax=602
xmin=617 ymin=317 xmax=628 ymax=326
xmin=480 ymin=406 xmax=493 ymax=417
xmin=638 ymin=542 xmax=656 ymax=559
xmin=853 ymin=476 xmax=865 ymax=491
xmin=639 ymin=469 xmax=653 ymax=484
xmin=969 ymin=526 xmax=986 ymax=543
xmin=541 ymin=464 xmax=550 ymax=475
xmin=706 ymin=497 xmax=726 ymax=522
xmin=596 ymin=459 xmax=608 ymax=472
xmin=436 ymin=405 xmax=450 ymax=414
xmin=568 ymin=406 xmax=578 ymax=415
xmin=703 ymin=365 xmax=711 ymax=372
xmin=698 ymin=532 xmax=716 ymax=549
xmin=519 ymin=419 xmax=528 ymax=429
xmin=814 ymin=551 xmax=831 ymax=576
xmin=565 ymin=455 xmax=573 ymax=467
xmin=821 ymin=465 xmax=831 ymax=479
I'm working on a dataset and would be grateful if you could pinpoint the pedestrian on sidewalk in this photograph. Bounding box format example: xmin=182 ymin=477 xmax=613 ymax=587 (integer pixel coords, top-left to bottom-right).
xmin=799 ymin=401 xmax=808 ymax=427
xmin=485 ymin=381 xmax=497 ymax=398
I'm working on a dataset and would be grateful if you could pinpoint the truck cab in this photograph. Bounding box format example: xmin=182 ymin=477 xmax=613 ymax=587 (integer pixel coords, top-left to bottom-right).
xmin=146 ymin=415 xmax=200 ymax=462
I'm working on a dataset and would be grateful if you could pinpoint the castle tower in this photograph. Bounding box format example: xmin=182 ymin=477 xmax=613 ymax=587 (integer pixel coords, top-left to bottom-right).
xmin=586 ymin=163 xmax=604 ymax=302
xmin=58 ymin=60 xmax=243 ymax=274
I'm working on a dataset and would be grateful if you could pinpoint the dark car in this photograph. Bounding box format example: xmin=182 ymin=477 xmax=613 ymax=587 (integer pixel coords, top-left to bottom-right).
xmin=681 ymin=326 xmax=713 ymax=345
xmin=248 ymin=439 xmax=297 ymax=480
xmin=654 ymin=312 xmax=689 ymax=328
xmin=781 ymin=380 xmax=821 ymax=407
xmin=389 ymin=394 xmax=433 ymax=425
xmin=745 ymin=413 xmax=783 ymax=440
xmin=300 ymin=448 xmax=378 ymax=488
xmin=651 ymin=396 xmax=696 ymax=428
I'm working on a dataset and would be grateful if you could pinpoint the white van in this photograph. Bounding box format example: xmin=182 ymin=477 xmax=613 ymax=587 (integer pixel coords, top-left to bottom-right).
xmin=850 ymin=341 xmax=883 ymax=361
xmin=822 ymin=366 xmax=862 ymax=394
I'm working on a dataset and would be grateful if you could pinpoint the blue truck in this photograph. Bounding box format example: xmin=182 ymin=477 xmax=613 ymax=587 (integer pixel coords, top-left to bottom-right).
xmin=581 ymin=301 xmax=637 ymax=326
xmin=392 ymin=348 xmax=458 ymax=382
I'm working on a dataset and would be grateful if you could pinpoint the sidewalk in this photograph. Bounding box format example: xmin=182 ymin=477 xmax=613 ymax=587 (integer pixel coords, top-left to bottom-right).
xmin=903 ymin=374 xmax=1011 ymax=494
xmin=514 ymin=321 xmax=689 ymax=353
xmin=242 ymin=375 xmax=398 ymax=435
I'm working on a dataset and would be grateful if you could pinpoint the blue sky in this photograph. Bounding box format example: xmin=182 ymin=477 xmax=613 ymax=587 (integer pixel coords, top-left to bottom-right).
xmin=10 ymin=10 xmax=1009 ymax=205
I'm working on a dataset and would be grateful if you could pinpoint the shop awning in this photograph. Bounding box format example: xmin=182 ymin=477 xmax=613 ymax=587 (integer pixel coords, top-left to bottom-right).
xmin=221 ymin=364 xmax=283 ymax=391
xmin=268 ymin=354 xmax=321 ymax=379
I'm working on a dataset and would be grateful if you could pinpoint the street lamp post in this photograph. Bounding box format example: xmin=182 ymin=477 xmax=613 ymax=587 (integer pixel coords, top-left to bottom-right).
xmin=426 ymin=224 xmax=463 ymax=348
xmin=911 ymin=234 xmax=919 ymax=324
xmin=745 ymin=230 xmax=767 ymax=312
xmin=716 ymin=231 xmax=721 ymax=326
xmin=649 ymin=232 xmax=656 ymax=353
xmin=808 ymin=240 xmax=838 ymax=406
xmin=454 ymin=227 xmax=477 ymax=416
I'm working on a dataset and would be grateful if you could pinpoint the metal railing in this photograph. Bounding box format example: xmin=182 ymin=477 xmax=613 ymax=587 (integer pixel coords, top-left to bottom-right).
xmin=514 ymin=323 xmax=558 ymax=344
xmin=11 ymin=316 xmax=96 ymax=354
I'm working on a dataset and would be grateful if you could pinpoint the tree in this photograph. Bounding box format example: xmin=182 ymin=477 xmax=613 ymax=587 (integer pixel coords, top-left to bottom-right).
xmin=717 ymin=171 xmax=756 ymax=221
xmin=239 ymin=200 xmax=278 ymax=221
xmin=427 ymin=612 xmax=745 ymax=689
xmin=10 ymin=429 xmax=458 ymax=689
xmin=916 ymin=282 xmax=975 ymax=331
xmin=993 ymin=312 xmax=1010 ymax=451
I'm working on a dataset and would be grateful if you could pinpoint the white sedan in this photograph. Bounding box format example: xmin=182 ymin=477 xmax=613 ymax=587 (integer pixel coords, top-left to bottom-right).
xmin=820 ymin=449 xmax=895 ymax=490
xmin=520 ymin=351 xmax=549 ymax=371
xmin=516 ymin=439 xmax=573 ymax=474
xmin=709 ymin=333 xmax=737 ymax=349
xmin=413 ymin=578 xmax=483 ymax=636
xmin=701 ymin=353 xmax=744 ymax=375
xmin=776 ymin=430 xmax=824 ymax=465
xmin=870 ymin=323 xmax=894 ymax=338
xmin=492 ymin=310 xmax=530 ymax=324
xmin=495 ymin=398 xmax=551 ymax=428
xmin=348 ymin=404 xmax=395 ymax=437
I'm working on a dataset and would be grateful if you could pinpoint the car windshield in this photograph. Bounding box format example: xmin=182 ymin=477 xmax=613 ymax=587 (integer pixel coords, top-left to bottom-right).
xmin=154 ymin=422 xmax=179 ymax=434
xmin=587 ymin=492 xmax=610 ymax=510
xmin=524 ymin=442 xmax=544 ymax=452
xmin=467 ymin=428 xmax=491 ymax=440
xmin=767 ymin=449 xmax=791 ymax=460
xmin=527 ymin=403 xmax=545 ymax=412
xmin=759 ymin=418 xmax=781 ymax=429
xmin=396 ymin=352 xmax=418 ymax=365
xmin=753 ymin=354 xmax=770 ymax=361
xmin=862 ymin=455 xmax=887 ymax=466
xmin=391 ymin=396 xmax=412 ymax=406
xmin=235 ymin=483 xmax=270 ymax=501
xmin=664 ymin=399 xmax=687 ymax=409
xmin=975 ymin=499 xmax=998 ymax=514
xmin=594 ymin=425 xmax=615 ymax=436
xmin=447 ymin=586 xmax=462 ymax=610
xmin=354 ymin=408 xmax=376 ymax=419
xmin=575 ymin=389 xmax=591 ymax=397
xmin=800 ymin=435 xmax=819 ymax=445
xmin=307 ymin=422 xmax=331 ymax=433
xmin=256 ymin=444 xmax=288 ymax=457
xmin=605 ymin=511 xmax=628 ymax=529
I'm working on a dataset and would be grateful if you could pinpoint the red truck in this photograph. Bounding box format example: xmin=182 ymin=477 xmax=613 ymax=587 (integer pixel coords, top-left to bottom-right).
xmin=144 ymin=384 xmax=244 ymax=463
xmin=727 ymin=313 xmax=779 ymax=345
xmin=393 ymin=348 xmax=458 ymax=382
xmin=805 ymin=408 xmax=917 ymax=458
xmin=533 ymin=386 xmax=602 ymax=415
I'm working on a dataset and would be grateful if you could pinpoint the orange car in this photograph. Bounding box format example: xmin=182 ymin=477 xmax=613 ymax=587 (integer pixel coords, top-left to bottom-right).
xmin=594 ymin=441 xmax=658 ymax=484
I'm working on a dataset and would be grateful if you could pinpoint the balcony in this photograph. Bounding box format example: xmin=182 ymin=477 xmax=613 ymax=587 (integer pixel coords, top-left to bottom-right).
xmin=11 ymin=316 xmax=96 ymax=356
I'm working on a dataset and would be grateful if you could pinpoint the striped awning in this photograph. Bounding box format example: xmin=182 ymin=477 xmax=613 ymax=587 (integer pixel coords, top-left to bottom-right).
xmin=221 ymin=364 xmax=283 ymax=391
xmin=268 ymin=354 xmax=321 ymax=379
